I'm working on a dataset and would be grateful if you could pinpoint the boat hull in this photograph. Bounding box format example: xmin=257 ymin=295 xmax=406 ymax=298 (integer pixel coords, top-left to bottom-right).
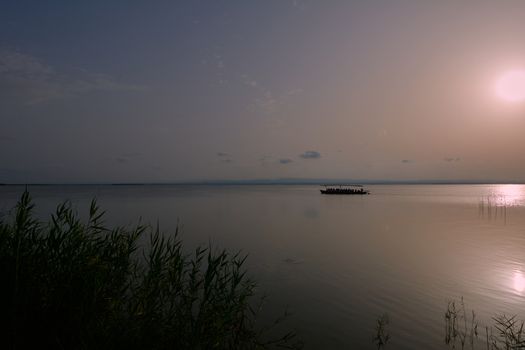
xmin=320 ymin=190 xmax=369 ymax=195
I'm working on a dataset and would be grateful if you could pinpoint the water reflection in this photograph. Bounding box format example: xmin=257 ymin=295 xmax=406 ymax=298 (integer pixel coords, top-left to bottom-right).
xmin=3 ymin=184 xmax=525 ymax=349
xmin=491 ymin=184 xmax=525 ymax=207
xmin=513 ymin=271 xmax=525 ymax=293
xmin=478 ymin=185 xmax=525 ymax=222
xmin=303 ymin=207 xmax=319 ymax=219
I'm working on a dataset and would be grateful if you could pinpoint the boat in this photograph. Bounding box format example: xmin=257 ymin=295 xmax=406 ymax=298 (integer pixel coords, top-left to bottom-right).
xmin=320 ymin=184 xmax=370 ymax=195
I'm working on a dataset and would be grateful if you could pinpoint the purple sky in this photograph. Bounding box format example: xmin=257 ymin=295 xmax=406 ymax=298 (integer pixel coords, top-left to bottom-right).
xmin=2 ymin=1 xmax=525 ymax=183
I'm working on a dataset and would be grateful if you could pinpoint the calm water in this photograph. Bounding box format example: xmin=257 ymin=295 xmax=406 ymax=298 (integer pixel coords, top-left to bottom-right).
xmin=1 ymin=184 xmax=525 ymax=349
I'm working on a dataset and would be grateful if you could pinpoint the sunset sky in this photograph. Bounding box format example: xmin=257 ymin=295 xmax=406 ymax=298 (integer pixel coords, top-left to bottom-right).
xmin=2 ymin=1 xmax=525 ymax=183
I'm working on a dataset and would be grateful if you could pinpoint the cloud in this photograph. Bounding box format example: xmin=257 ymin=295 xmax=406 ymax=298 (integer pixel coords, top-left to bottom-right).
xmin=300 ymin=151 xmax=321 ymax=159
xmin=279 ymin=158 xmax=293 ymax=164
xmin=290 ymin=0 xmax=306 ymax=9
xmin=0 ymin=50 xmax=53 ymax=75
xmin=401 ymin=159 xmax=414 ymax=164
xmin=115 ymin=152 xmax=142 ymax=164
xmin=215 ymin=152 xmax=232 ymax=163
xmin=0 ymin=134 xmax=15 ymax=143
xmin=444 ymin=157 xmax=461 ymax=162
xmin=0 ymin=168 xmax=16 ymax=174
xmin=0 ymin=49 xmax=146 ymax=104
xmin=240 ymin=73 xmax=303 ymax=118
xmin=0 ymin=167 xmax=24 ymax=180
xmin=258 ymin=155 xmax=272 ymax=167
xmin=255 ymin=91 xmax=278 ymax=114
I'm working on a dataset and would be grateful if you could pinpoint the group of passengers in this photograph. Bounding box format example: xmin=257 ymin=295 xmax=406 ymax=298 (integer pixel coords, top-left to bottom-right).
xmin=326 ymin=187 xmax=365 ymax=193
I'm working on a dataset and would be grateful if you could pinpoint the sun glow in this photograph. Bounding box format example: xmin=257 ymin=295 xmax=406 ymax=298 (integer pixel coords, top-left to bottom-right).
xmin=496 ymin=70 xmax=525 ymax=102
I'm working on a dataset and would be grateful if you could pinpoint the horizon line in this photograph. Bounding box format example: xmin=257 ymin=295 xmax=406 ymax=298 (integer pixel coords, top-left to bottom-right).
xmin=1 ymin=178 xmax=524 ymax=186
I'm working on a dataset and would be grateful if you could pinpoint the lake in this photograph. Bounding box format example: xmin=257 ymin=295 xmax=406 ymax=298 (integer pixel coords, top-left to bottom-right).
xmin=1 ymin=184 xmax=525 ymax=349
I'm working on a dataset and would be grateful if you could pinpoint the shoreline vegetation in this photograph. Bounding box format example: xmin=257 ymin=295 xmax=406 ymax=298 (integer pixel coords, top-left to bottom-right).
xmin=0 ymin=191 xmax=300 ymax=349
xmin=443 ymin=298 xmax=525 ymax=350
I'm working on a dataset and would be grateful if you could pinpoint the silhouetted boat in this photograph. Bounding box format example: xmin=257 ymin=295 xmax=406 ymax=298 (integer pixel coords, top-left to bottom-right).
xmin=320 ymin=184 xmax=370 ymax=195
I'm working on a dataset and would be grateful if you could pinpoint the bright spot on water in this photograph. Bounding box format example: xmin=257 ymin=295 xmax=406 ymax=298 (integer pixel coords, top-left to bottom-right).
xmin=493 ymin=184 xmax=525 ymax=207
xmin=513 ymin=271 xmax=525 ymax=293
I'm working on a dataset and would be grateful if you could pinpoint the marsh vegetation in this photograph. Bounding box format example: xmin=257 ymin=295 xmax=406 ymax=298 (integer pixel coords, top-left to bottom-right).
xmin=444 ymin=298 xmax=525 ymax=350
xmin=0 ymin=191 xmax=299 ymax=349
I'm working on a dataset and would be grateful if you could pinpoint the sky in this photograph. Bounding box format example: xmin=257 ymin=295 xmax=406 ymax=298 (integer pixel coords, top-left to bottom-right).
xmin=2 ymin=0 xmax=525 ymax=184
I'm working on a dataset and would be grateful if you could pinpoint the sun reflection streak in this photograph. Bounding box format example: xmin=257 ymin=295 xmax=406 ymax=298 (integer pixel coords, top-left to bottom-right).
xmin=493 ymin=185 xmax=525 ymax=207
xmin=513 ymin=271 xmax=525 ymax=293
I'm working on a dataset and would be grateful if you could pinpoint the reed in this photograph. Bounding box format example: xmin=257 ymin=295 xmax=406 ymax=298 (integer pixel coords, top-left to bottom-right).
xmin=373 ymin=313 xmax=390 ymax=349
xmin=479 ymin=196 xmax=509 ymax=224
xmin=0 ymin=191 xmax=300 ymax=349
xmin=444 ymin=298 xmax=525 ymax=350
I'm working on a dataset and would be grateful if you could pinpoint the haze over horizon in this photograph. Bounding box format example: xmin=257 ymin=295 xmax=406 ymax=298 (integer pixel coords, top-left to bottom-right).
xmin=2 ymin=1 xmax=525 ymax=184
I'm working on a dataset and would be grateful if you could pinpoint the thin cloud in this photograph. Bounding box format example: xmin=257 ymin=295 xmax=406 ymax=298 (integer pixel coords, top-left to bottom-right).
xmin=0 ymin=50 xmax=53 ymax=75
xmin=279 ymin=158 xmax=293 ymax=164
xmin=115 ymin=152 xmax=142 ymax=164
xmin=300 ymin=151 xmax=321 ymax=159
xmin=401 ymin=159 xmax=414 ymax=164
xmin=0 ymin=49 xmax=146 ymax=104
xmin=444 ymin=157 xmax=461 ymax=162
xmin=241 ymin=73 xmax=303 ymax=118
xmin=0 ymin=168 xmax=16 ymax=174
xmin=0 ymin=134 xmax=15 ymax=143
xmin=216 ymin=152 xmax=232 ymax=163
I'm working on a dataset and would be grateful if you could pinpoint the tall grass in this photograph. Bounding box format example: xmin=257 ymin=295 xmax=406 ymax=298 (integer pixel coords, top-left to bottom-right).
xmin=0 ymin=191 xmax=299 ymax=349
xmin=444 ymin=298 xmax=525 ymax=350
xmin=373 ymin=313 xmax=390 ymax=349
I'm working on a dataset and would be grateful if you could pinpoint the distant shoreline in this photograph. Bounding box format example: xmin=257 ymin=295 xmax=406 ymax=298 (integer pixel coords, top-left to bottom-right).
xmin=1 ymin=180 xmax=524 ymax=186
